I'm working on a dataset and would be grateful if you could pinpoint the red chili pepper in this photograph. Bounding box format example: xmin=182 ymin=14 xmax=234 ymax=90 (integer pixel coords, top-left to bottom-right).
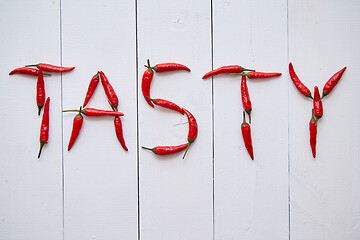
xmin=142 ymin=143 xmax=188 ymax=155
xmin=98 ymin=71 xmax=119 ymax=111
xmin=63 ymin=108 xmax=124 ymax=117
xmin=83 ymin=73 xmax=100 ymax=107
xmin=234 ymin=71 xmax=282 ymax=79
xmin=313 ymin=86 xmax=323 ymax=120
xmin=146 ymin=96 xmax=184 ymax=114
xmin=241 ymin=75 xmax=252 ymax=123
xmin=322 ymin=67 xmax=347 ymax=98
xmin=289 ymin=62 xmax=312 ymax=99
xmin=36 ymin=68 xmax=46 ymax=115
xmin=25 ymin=63 xmax=75 ymax=72
xmin=142 ymin=59 xmax=155 ymax=108
xmin=309 ymin=109 xmax=317 ymax=158
xmin=114 ymin=116 xmax=128 ymax=151
xmin=182 ymin=108 xmax=198 ymax=159
xmin=202 ymin=65 xmax=254 ymax=79
xmin=152 ymin=63 xmax=191 ymax=72
xmin=38 ymin=97 xmax=50 ymax=158
xmin=67 ymin=110 xmax=84 ymax=151
xmin=241 ymin=112 xmax=254 ymax=160
xmin=9 ymin=67 xmax=51 ymax=76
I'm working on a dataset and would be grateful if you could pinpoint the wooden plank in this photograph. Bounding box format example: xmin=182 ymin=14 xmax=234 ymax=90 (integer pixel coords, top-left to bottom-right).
xmin=0 ymin=1 xmax=63 ymax=240
xmin=289 ymin=0 xmax=360 ymax=239
xmin=61 ymin=1 xmax=138 ymax=239
xmin=212 ymin=0 xmax=289 ymax=239
xmin=137 ymin=0 xmax=213 ymax=239
xmin=2 ymin=1 xmax=359 ymax=239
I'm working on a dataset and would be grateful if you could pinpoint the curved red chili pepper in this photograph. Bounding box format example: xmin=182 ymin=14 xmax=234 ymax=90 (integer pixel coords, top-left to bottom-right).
xmin=83 ymin=73 xmax=100 ymax=107
xmin=289 ymin=62 xmax=312 ymax=99
xmin=142 ymin=143 xmax=188 ymax=155
xmin=202 ymin=65 xmax=254 ymax=79
xmin=153 ymin=63 xmax=191 ymax=72
xmin=63 ymin=108 xmax=124 ymax=117
xmin=182 ymin=108 xmax=198 ymax=159
xmin=67 ymin=111 xmax=83 ymax=151
xmin=38 ymin=97 xmax=50 ymax=158
xmin=142 ymin=59 xmax=154 ymax=107
xmin=241 ymin=112 xmax=254 ymax=160
xmin=322 ymin=67 xmax=347 ymax=98
xmin=36 ymin=68 xmax=46 ymax=115
xmin=241 ymin=75 xmax=252 ymax=123
xmin=114 ymin=116 xmax=128 ymax=151
xmin=309 ymin=109 xmax=317 ymax=158
xmin=313 ymin=86 xmax=323 ymax=120
xmin=234 ymin=71 xmax=282 ymax=79
xmin=25 ymin=63 xmax=75 ymax=72
xmin=98 ymin=71 xmax=119 ymax=111
xmin=9 ymin=67 xmax=51 ymax=76
xmin=146 ymin=96 xmax=184 ymax=114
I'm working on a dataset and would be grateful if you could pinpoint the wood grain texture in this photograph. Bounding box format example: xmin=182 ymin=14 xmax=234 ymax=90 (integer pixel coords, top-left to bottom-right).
xmin=289 ymin=0 xmax=360 ymax=239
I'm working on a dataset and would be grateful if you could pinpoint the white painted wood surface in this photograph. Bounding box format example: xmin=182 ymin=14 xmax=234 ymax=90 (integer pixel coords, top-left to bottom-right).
xmin=213 ymin=0 xmax=289 ymax=239
xmin=0 ymin=1 xmax=63 ymax=240
xmin=289 ymin=0 xmax=360 ymax=239
xmin=137 ymin=0 xmax=213 ymax=239
xmin=1 ymin=0 xmax=359 ymax=240
xmin=61 ymin=1 xmax=138 ymax=239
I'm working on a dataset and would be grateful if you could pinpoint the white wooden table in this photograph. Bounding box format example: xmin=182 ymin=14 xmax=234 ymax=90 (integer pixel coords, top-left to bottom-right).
xmin=1 ymin=0 xmax=359 ymax=239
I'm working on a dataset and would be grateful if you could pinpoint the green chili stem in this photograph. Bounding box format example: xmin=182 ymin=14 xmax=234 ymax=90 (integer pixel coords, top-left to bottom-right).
xmin=142 ymin=146 xmax=155 ymax=153
xmin=38 ymin=141 xmax=46 ymax=158
xmin=242 ymin=68 xmax=255 ymax=72
xmin=62 ymin=110 xmax=79 ymax=113
xmin=25 ymin=64 xmax=40 ymax=68
xmin=145 ymin=96 xmax=156 ymax=103
xmin=182 ymin=142 xmax=192 ymax=159
xmin=144 ymin=59 xmax=153 ymax=73
xmin=230 ymin=73 xmax=249 ymax=77
xmin=38 ymin=105 xmax=43 ymax=116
